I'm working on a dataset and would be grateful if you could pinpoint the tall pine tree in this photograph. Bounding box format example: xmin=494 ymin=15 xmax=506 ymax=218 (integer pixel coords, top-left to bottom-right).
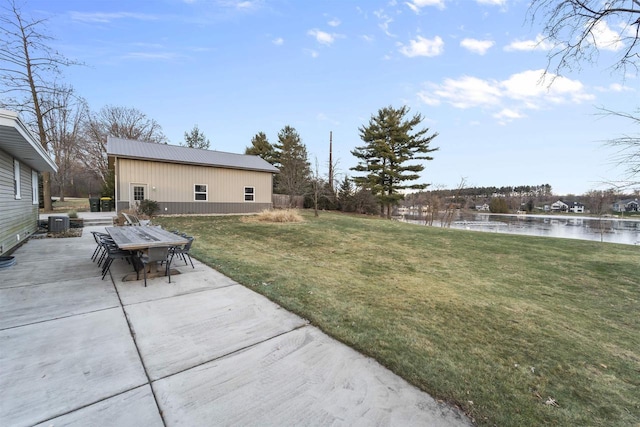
xmin=245 ymin=131 xmax=276 ymax=164
xmin=351 ymin=105 xmax=438 ymax=218
xmin=273 ymin=125 xmax=310 ymax=204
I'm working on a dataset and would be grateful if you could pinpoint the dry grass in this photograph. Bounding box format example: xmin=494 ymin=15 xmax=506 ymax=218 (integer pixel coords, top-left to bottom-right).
xmin=242 ymin=209 xmax=304 ymax=223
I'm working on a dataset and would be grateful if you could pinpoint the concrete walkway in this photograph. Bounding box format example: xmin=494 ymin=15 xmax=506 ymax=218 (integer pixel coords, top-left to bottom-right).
xmin=0 ymin=226 xmax=472 ymax=427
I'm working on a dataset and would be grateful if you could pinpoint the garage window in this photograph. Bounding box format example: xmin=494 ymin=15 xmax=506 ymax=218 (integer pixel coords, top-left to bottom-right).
xmin=244 ymin=186 xmax=254 ymax=202
xmin=195 ymin=184 xmax=208 ymax=201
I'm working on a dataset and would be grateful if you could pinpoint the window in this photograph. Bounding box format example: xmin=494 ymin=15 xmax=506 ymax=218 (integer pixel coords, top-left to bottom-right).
xmin=14 ymin=159 xmax=21 ymax=199
xmin=32 ymin=171 xmax=39 ymax=204
xmin=244 ymin=186 xmax=255 ymax=202
xmin=133 ymin=186 xmax=145 ymax=201
xmin=195 ymin=184 xmax=207 ymax=201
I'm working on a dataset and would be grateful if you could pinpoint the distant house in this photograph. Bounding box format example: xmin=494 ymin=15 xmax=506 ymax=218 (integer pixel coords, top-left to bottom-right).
xmin=567 ymin=201 xmax=585 ymax=214
xmin=550 ymin=200 xmax=568 ymax=212
xmin=475 ymin=203 xmax=490 ymax=211
xmin=107 ymin=137 xmax=279 ymax=215
xmin=0 ymin=110 xmax=57 ymax=254
xmin=612 ymin=199 xmax=639 ymax=213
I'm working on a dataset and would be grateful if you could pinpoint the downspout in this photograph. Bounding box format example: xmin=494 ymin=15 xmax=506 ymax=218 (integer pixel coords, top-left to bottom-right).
xmin=114 ymin=156 xmax=119 ymax=212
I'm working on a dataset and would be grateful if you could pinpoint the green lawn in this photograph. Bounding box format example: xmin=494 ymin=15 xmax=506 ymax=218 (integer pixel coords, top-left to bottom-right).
xmin=155 ymin=211 xmax=639 ymax=426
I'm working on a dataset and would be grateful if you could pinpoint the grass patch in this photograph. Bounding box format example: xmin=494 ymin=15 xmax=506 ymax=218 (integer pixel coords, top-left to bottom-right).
xmin=242 ymin=209 xmax=304 ymax=223
xmin=155 ymin=211 xmax=640 ymax=426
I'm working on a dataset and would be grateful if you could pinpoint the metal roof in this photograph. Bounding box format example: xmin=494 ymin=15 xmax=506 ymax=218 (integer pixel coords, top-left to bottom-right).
xmin=107 ymin=137 xmax=279 ymax=173
xmin=0 ymin=110 xmax=57 ymax=173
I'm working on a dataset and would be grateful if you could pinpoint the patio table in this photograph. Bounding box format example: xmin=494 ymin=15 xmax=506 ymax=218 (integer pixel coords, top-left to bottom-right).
xmin=105 ymin=226 xmax=189 ymax=281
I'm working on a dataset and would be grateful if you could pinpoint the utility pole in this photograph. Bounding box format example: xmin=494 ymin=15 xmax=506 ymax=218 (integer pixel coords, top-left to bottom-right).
xmin=329 ymin=131 xmax=333 ymax=191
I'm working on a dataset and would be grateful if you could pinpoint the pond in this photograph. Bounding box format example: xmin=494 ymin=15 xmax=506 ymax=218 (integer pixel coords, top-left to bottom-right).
xmin=402 ymin=212 xmax=640 ymax=246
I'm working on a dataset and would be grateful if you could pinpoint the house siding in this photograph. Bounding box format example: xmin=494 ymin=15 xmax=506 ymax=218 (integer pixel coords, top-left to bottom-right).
xmin=0 ymin=149 xmax=38 ymax=254
xmin=115 ymin=158 xmax=273 ymax=214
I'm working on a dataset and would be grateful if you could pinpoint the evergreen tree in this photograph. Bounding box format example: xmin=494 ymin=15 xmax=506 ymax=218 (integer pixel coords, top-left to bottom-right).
xmin=181 ymin=124 xmax=210 ymax=149
xmin=351 ymin=105 xmax=439 ymax=218
xmin=273 ymin=125 xmax=310 ymax=204
xmin=245 ymin=131 xmax=276 ymax=164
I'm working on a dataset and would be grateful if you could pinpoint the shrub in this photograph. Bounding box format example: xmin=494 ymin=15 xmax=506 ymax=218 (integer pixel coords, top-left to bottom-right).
xmin=137 ymin=199 xmax=160 ymax=217
xmin=68 ymin=210 xmax=78 ymax=218
xmin=243 ymin=209 xmax=304 ymax=223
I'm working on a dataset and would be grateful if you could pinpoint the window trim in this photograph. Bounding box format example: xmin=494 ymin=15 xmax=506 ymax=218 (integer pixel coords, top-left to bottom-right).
xmin=244 ymin=186 xmax=255 ymax=202
xmin=194 ymin=184 xmax=208 ymax=201
xmin=14 ymin=159 xmax=21 ymax=199
xmin=32 ymin=170 xmax=39 ymax=205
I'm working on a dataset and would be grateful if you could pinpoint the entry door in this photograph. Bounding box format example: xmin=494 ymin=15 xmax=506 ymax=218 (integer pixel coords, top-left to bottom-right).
xmin=130 ymin=184 xmax=147 ymax=209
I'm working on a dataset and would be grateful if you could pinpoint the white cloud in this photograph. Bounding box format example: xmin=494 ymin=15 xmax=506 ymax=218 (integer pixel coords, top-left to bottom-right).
xmin=399 ymin=35 xmax=444 ymax=57
xmin=405 ymin=0 xmax=446 ymax=14
xmin=361 ymin=34 xmax=375 ymax=42
xmin=122 ymin=52 xmax=182 ymax=61
xmin=374 ymin=9 xmax=395 ymax=37
xmin=493 ymin=108 xmax=525 ymax=123
xmin=460 ymin=38 xmax=494 ymax=55
xmin=272 ymin=37 xmax=284 ymax=46
xmin=418 ymin=69 xmax=594 ymax=121
xmin=328 ymin=18 xmax=341 ymax=27
xmin=505 ymin=34 xmax=555 ymax=52
xmin=590 ymin=20 xmax=624 ymax=51
xmin=308 ymin=29 xmax=340 ymax=46
xmin=431 ymin=76 xmax=502 ymax=108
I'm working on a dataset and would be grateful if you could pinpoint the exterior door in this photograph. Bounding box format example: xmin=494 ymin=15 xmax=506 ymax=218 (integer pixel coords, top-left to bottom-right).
xmin=130 ymin=183 xmax=147 ymax=210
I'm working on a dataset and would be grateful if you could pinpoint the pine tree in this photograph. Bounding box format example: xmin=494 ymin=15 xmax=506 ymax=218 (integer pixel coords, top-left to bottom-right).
xmin=273 ymin=125 xmax=310 ymax=204
xmin=245 ymin=132 xmax=276 ymax=164
xmin=181 ymin=124 xmax=210 ymax=149
xmin=351 ymin=105 xmax=438 ymax=218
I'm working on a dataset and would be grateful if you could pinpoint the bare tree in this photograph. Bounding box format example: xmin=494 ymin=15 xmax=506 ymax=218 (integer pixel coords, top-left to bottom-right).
xmin=586 ymin=189 xmax=616 ymax=242
xmin=40 ymin=85 xmax=88 ymax=201
xmin=80 ymin=105 xmax=167 ymax=182
xmin=530 ymin=0 xmax=640 ymax=76
xmin=0 ymin=0 xmax=81 ymax=211
xmin=601 ymin=107 xmax=640 ymax=186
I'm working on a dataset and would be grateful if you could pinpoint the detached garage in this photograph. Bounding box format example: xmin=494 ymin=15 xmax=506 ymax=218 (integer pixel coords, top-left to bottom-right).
xmin=107 ymin=137 xmax=279 ymax=215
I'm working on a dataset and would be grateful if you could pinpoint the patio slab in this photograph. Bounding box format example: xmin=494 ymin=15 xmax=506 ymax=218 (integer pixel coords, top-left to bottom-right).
xmin=155 ymin=325 xmax=469 ymax=427
xmin=33 ymin=385 xmax=163 ymax=427
xmin=0 ymin=308 xmax=147 ymax=427
xmin=125 ymin=285 xmax=308 ymax=381
xmin=0 ymin=275 xmax=119 ymax=329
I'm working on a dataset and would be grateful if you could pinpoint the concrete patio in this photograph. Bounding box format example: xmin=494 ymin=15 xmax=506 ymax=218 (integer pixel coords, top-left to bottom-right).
xmin=0 ymin=225 xmax=472 ymax=427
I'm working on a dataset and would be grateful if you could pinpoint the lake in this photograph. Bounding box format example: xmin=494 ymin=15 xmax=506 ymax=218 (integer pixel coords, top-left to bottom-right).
xmin=402 ymin=212 xmax=640 ymax=245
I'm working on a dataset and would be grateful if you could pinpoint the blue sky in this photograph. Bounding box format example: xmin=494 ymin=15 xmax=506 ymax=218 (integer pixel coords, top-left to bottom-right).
xmin=23 ymin=0 xmax=639 ymax=195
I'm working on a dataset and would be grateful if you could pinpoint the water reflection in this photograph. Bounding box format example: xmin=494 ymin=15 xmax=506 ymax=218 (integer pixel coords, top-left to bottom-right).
xmin=403 ymin=212 xmax=640 ymax=245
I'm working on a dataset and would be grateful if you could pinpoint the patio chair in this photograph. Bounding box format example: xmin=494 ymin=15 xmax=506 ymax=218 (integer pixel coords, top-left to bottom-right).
xmin=122 ymin=212 xmax=142 ymax=226
xmin=169 ymin=236 xmax=195 ymax=269
xmin=137 ymin=246 xmax=172 ymax=287
xmin=101 ymin=240 xmax=136 ymax=285
xmin=91 ymin=231 xmax=110 ymax=263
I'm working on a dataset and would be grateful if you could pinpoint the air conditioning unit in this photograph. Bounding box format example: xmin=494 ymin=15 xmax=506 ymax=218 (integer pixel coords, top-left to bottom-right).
xmin=48 ymin=216 xmax=70 ymax=233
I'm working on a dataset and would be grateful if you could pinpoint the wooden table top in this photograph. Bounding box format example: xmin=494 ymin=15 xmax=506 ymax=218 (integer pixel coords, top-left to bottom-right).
xmin=105 ymin=226 xmax=189 ymax=251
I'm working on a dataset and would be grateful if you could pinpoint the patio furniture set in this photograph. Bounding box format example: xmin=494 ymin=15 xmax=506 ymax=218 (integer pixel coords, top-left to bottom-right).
xmin=91 ymin=214 xmax=195 ymax=286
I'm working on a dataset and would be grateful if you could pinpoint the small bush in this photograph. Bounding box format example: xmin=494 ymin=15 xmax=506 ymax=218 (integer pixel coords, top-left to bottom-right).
xmin=68 ymin=210 xmax=78 ymax=218
xmin=243 ymin=209 xmax=304 ymax=223
xmin=137 ymin=199 xmax=160 ymax=217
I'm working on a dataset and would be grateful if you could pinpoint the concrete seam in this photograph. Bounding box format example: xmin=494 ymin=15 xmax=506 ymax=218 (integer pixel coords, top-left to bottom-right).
xmin=151 ymin=322 xmax=310 ymax=383
xmin=111 ymin=276 xmax=168 ymax=427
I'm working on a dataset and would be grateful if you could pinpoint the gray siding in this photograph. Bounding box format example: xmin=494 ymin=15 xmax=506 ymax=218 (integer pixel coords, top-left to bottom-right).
xmin=0 ymin=149 xmax=38 ymax=254
xmin=116 ymin=201 xmax=272 ymax=215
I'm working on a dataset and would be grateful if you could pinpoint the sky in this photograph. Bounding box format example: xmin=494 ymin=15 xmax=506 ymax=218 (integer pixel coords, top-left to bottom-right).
xmin=15 ymin=0 xmax=640 ymax=195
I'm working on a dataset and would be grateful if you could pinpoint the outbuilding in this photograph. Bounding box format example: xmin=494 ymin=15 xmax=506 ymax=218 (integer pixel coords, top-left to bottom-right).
xmin=0 ymin=110 xmax=57 ymax=254
xmin=107 ymin=137 xmax=279 ymax=215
